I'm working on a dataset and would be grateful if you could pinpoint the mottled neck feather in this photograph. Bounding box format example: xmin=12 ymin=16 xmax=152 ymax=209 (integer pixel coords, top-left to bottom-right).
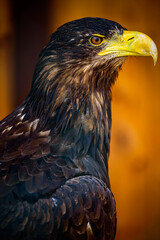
xmin=25 ymin=54 xmax=124 ymax=123
xmin=22 ymin=55 xmax=124 ymax=185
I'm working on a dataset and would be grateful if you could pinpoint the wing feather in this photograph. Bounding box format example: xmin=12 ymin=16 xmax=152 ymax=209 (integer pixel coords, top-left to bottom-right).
xmin=0 ymin=176 xmax=116 ymax=240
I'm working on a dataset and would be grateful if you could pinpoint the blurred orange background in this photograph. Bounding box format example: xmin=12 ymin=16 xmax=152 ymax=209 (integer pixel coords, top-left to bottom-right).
xmin=0 ymin=0 xmax=160 ymax=239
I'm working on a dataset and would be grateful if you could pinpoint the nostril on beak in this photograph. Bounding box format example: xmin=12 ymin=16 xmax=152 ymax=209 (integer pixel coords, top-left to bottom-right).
xmin=127 ymin=37 xmax=134 ymax=41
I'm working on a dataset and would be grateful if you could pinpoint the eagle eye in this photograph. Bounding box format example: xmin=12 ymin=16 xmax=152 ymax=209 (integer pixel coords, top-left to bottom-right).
xmin=90 ymin=35 xmax=104 ymax=46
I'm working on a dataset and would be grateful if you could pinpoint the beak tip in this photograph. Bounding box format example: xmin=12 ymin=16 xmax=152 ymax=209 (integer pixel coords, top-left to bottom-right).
xmin=150 ymin=41 xmax=158 ymax=66
xmin=153 ymin=54 xmax=158 ymax=66
xmin=153 ymin=58 xmax=157 ymax=66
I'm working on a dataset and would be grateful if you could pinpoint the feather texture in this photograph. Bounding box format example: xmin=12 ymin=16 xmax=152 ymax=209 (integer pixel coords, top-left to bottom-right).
xmin=0 ymin=17 xmax=126 ymax=239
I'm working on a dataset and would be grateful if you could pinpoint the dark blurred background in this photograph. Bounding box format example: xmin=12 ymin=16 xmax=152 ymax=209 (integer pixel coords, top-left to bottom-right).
xmin=0 ymin=0 xmax=160 ymax=239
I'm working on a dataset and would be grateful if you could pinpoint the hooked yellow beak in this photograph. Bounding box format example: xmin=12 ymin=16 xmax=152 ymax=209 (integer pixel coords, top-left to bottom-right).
xmin=98 ymin=30 xmax=158 ymax=65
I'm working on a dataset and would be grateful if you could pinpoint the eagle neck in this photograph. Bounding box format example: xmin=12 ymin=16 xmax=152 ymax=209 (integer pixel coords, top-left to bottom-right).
xmin=23 ymin=66 xmax=115 ymax=188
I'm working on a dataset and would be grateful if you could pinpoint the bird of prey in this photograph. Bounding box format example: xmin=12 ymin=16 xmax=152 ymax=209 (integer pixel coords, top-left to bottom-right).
xmin=0 ymin=17 xmax=157 ymax=240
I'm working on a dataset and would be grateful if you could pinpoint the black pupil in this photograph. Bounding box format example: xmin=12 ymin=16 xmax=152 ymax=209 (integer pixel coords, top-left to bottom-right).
xmin=94 ymin=36 xmax=100 ymax=42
